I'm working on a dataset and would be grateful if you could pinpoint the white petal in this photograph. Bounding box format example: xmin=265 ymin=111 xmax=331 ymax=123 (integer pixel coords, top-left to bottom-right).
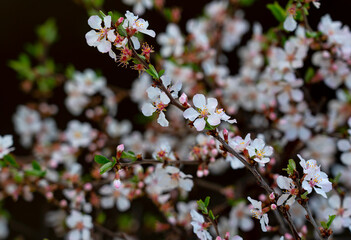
xmin=131 ymin=36 xmax=140 ymax=50
xmin=284 ymin=15 xmax=297 ymax=32
xmin=207 ymin=98 xmax=218 ymax=112
xmin=140 ymin=29 xmax=156 ymax=38
xmin=88 ymin=15 xmax=102 ymax=29
xmin=193 ymin=94 xmax=206 ymax=108
xmin=183 ymin=108 xmax=200 ymax=121
xmin=194 ymin=118 xmax=206 ymax=131
xmin=157 ymin=112 xmax=169 ymax=127
xmin=103 ymin=15 xmax=112 ymax=28
xmin=85 ymin=30 xmax=99 ymax=46
xmin=141 ymin=103 xmax=156 ymax=116
xmin=117 ymin=197 xmax=131 ymax=211
xmin=97 ymin=40 xmax=111 ymax=53
xmin=337 ymin=139 xmax=351 ymax=151
xmin=107 ymin=30 xmax=116 ymax=42
xmin=207 ymin=114 xmax=221 ymax=126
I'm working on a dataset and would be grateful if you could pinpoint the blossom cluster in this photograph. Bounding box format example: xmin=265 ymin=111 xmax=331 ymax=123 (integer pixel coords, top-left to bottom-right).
xmin=3 ymin=0 xmax=351 ymax=240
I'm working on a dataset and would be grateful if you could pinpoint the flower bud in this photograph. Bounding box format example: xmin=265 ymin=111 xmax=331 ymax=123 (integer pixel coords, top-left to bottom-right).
xmin=113 ymin=179 xmax=122 ymax=189
xmin=223 ymin=128 xmax=228 ymax=142
xmin=269 ymin=192 xmax=275 ymax=200
xmin=270 ymin=204 xmax=277 ymax=210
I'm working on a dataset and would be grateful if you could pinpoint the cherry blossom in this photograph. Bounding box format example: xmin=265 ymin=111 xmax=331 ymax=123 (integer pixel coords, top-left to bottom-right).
xmin=246 ymin=138 xmax=273 ymax=165
xmin=85 ymin=15 xmax=116 ymax=53
xmin=99 ymin=182 xmax=131 ymax=211
xmin=283 ymin=8 xmax=297 ymax=32
xmin=190 ymin=210 xmax=213 ymax=240
xmin=122 ymin=0 xmax=153 ymax=15
xmin=0 ymin=135 xmax=14 ymax=159
xmin=64 ymin=121 xmax=95 ymax=148
xmin=157 ymin=23 xmax=184 ymax=57
xmin=298 ymin=155 xmax=332 ymax=198
xmin=247 ymin=197 xmax=269 ymax=232
xmin=122 ymin=11 xmax=156 ymax=50
xmin=66 ymin=210 xmax=93 ymax=240
xmin=276 ymin=175 xmax=298 ymax=206
xmin=183 ymin=94 xmax=235 ymax=131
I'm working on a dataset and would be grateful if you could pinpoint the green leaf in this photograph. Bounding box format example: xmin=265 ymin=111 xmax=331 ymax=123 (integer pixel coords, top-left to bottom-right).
xmin=204 ymin=196 xmax=210 ymax=207
xmin=239 ymin=0 xmax=256 ymax=7
xmin=99 ymin=10 xmax=106 ymax=18
xmin=94 ymin=155 xmax=110 ymax=165
xmin=197 ymin=199 xmax=208 ymax=214
xmin=100 ymin=162 xmax=114 ymax=174
xmin=300 ymin=191 xmax=309 ymax=199
xmin=121 ymin=151 xmax=137 ymax=162
xmin=25 ymin=169 xmax=46 ymax=177
xmin=327 ymin=215 xmax=336 ymax=228
xmin=320 ymin=221 xmax=327 ymax=229
xmin=304 ymin=67 xmax=315 ymax=83
xmin=146 ymin=64 xmax=159 ymax=79
xmin=32 ymin=160 xmax=41 ymax=171
xmin=158 ymin=69 xmax=165 ymax=77
xmin=288 ymin=159 xmax=296 ymax=169
xmin=37 ymin=19 xmax=57 ymax=44
xmin=97 ymin=212 xmax=106 ymax=224
xmin=266 ymin=2 xmax=286 ymax=23
xmin=3 ymin=154 xmax=19 ymax=168
xmin=334 ymin=173 xmax=341 ymax=183
xmin=208 ymin=210 xmax=216 ymax=220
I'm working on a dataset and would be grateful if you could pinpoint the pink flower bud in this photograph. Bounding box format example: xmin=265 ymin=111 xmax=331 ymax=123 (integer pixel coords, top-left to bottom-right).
xmin=138 ymin=181 xmax=144 ymax=188
xmin=285 ymin=233 xmax=293 ymax=240
xmin=60 ymin=199 xmax=67 ymax=207
xmin=46 ymin=192 xmax=53 ymax=200
xmin=211 ymin=149 xmax=218 ymax=156
xmin=113 ymin=179 xmax=122 ymax=189
xmin=270 ymin=204 xmax=277 ymax=210
xmin=223 ymin=128 xmax=228 ymax=141
xmin=117 ymin=144 xmax=124 ymax=152
xmin=269 ymin=192 xmax=275 ymax=200
xmin=84 ymin=183 xmax=93 ymax=191
xmin=203 ymin=169 xmax=209 ymax=176
xmin=117 ymin=17 xmax=124 ymax=25
xmin=197 ymin=170 xmax=204 ymax=178
xmin=179 ymin=93 xmax=188 ymax=104
xmin=259 ymin=194 xmax=266 ymax=202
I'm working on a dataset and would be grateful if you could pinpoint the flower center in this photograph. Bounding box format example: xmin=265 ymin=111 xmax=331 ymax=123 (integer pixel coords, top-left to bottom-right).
xmin=200 ymin=107 xmax=209 ymax=118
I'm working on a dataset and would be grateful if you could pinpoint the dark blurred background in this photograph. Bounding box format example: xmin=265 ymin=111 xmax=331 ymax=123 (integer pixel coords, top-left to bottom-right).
xmin=1 ymin=0 xmax=351 ymax=239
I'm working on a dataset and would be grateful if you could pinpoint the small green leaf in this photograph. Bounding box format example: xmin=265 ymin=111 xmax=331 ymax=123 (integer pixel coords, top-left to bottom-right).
xmin=25 ymin=169 xmax=46 ymax=177
xmin=97 ymin=212 xmax=106 ymax=224
xmin=239 ymin=0 xmax=256 ymax=7
xmin=300 ymin=191 xmax=309 ymax=199
xmin=334 ymin=173 xmax=342 ymax=183
xmin=146 ymin=64 xmax=159 ymax=79
xmin=267 ymin=2 xmax=286 ymax=23
xmin=288 ymin=159 xmax=296 ymax=170
xmin=94 ymin=155 xmax=110 ymax=165
xmin=158 ymin=69 xmax=165 ymax=77
xmin=209 ymin=210 xmax=215 ymax=220
xmin=100 ymin=162 xmax=114 ymax=174
xmin=320 ymin=221 xmax=327 ymax=229
xmin=197 ymin=199 xmax=207 ymax=214
xmin=32 ymin=160 xmax=41 ymax=171
xmin=99 ymin=10 xmax=107 ymax=18
xmin=304 ymin=67 xmax=315 ymax=83
xmin=3 ymin=154 xmax=19 ymax=168
xmin=327 ymin=215 xmax=336 ymax=228
xmin=204 ymin=196 xmax=210 ymax=207
xmin=121 ymin=151 xmax=137 ymax=162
